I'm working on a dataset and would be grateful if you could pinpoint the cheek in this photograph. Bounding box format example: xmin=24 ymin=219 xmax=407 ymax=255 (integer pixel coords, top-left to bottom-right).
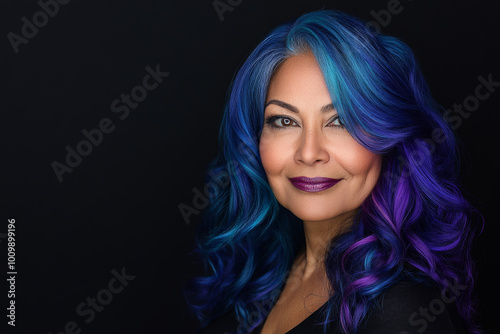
xmin=259 ymin=135 xmax=286 ymax=176
xmin=335 ymin=139 xmax=381 ymax=179
xmin=259 ymin=139 xmax=287 ymax=199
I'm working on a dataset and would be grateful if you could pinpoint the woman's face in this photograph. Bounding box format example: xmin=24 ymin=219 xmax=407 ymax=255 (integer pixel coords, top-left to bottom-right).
xmin=259 ymin=51 xmax=382 ymax=224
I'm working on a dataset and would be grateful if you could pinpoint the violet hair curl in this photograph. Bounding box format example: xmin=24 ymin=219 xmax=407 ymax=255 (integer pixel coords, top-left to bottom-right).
xmin=184 ymin=9 xmax=483 ymax=334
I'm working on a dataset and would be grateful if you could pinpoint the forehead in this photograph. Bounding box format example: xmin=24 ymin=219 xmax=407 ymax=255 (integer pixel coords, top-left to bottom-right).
xmin=266 ymin=52 xmax=332 ymax=107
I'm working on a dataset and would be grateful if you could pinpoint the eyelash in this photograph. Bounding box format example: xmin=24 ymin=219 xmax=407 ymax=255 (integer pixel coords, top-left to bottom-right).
xmin=264 ymin=115 xmax=345 ymax=130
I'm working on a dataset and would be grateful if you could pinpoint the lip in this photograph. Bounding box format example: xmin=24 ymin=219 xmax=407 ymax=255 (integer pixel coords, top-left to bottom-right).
xmin=288 ymin=176 xmax=341 ymax=193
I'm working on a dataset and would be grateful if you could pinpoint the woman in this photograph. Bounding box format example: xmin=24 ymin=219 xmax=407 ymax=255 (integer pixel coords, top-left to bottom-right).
xmin=185 ymin=9 xmax=483 ymax=334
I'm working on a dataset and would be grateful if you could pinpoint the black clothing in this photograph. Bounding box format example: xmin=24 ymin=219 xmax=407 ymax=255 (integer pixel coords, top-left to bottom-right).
xmin=198 ymin=280 xmax=468 ymax=334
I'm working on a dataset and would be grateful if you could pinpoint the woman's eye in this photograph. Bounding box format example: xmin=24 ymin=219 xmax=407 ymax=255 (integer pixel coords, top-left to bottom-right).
xmin=276 ymin=117 xmax=296 ymax=127
xmin=328 ymin=115 xmax=345 ymax=128
xmin=265 ymin=116 xmax=297 ymax=129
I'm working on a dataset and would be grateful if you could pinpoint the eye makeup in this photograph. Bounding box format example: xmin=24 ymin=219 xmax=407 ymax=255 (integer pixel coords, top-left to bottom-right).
xmin=264 ymin=114 xmax=345 ymax=130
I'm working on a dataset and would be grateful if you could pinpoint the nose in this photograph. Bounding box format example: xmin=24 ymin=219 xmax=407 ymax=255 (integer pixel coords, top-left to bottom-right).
xmin=294 ymin=127 xmax=330 ymax=166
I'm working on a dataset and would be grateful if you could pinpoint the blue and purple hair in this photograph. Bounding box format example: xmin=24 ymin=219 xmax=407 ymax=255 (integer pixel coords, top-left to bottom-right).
xmin=185 ymin=9 xmax=483 ymax=334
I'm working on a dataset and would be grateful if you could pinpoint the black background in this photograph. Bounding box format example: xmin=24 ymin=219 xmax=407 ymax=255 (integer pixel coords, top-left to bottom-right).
xmin=2 ymin=0 xmax=499 ymax=333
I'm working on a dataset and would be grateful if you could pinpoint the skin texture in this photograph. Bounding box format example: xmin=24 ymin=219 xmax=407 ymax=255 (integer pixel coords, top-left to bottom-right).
xmin=258 ymin=51 xmax=382 ymax=333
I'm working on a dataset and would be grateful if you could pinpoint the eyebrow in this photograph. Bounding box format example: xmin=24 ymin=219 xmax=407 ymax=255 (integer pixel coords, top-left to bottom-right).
xmin=264 ymin=99 xmax=335 ymax=113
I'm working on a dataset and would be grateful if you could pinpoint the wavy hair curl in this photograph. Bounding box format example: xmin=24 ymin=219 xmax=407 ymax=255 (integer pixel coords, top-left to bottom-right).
xmin=185 ymin=9 xmax=483 ymax=334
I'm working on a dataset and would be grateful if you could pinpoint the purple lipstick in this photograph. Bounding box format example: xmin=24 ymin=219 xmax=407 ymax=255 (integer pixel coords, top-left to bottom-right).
xmin=288 ymin=176 xmax=340 ymax=193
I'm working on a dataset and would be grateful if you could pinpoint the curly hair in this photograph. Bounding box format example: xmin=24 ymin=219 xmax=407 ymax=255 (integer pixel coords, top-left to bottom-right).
xmin=184 ymin=9 xmax=483 ymax=334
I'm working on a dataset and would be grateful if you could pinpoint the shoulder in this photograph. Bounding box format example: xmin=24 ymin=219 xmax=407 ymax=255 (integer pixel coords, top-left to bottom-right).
xmin=359 ymin=280 xmax=468 ymax=334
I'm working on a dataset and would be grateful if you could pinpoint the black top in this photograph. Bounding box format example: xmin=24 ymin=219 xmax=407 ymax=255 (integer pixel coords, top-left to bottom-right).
xmin=198 ymin=280 xmax=468 ymax=334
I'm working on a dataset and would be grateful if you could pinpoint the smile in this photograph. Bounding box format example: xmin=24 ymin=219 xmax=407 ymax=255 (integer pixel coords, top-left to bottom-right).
xmin=288 ymin=176 xmax=341 ymax=193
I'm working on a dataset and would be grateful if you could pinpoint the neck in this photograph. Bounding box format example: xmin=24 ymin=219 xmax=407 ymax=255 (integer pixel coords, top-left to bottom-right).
xmin=300 ymin=209 xmax=357 ymax=278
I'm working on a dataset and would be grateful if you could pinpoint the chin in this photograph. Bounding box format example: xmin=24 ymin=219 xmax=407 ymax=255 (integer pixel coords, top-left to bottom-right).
xmin=288 ymin=208 xmax=344 ymax=223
